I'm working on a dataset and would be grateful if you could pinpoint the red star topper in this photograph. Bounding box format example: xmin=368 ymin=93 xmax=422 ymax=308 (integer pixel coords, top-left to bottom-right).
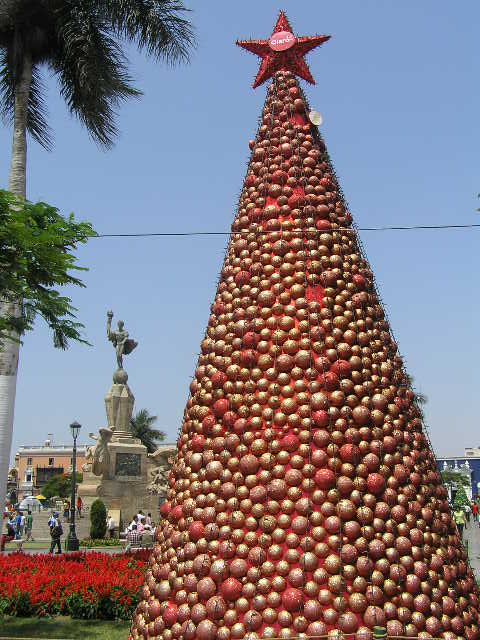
xmin=236 ymin=11 xmax=330 ymax=89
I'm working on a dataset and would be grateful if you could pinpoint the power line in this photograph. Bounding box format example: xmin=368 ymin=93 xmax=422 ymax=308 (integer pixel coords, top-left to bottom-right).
xmin=94 ymin=223 xmax=480 ymax=238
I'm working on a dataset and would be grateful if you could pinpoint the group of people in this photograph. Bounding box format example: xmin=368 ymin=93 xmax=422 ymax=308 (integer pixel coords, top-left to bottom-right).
xmin=453 ymin=501 xmax=479 ymax=538
xmin=62 ymin=496 xmax=83 ymax=521
xmin=1 ymin=509 xmax=34 ymax=551
xmin=124 ymin=511 xmax=156 ymax=550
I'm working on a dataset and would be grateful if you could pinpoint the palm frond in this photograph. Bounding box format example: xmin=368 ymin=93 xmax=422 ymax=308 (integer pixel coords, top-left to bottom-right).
xmin=0 ymin=48 xmax=14 ymax=124
xmin=0 ymin=50 xmax=52 ymax=149
xmin=99 ymin=0 xmax=195 ymax=64
xmin=51 ymin=3 xmax=140 ymax=148
xmin=27 ymin=64 xmax=52 ymax=149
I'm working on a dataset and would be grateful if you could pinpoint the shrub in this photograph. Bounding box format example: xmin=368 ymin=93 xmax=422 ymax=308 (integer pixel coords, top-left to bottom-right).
xmin=80 ymin=537 xmax=122 ymax=548
xmin=90 ymin=499 xmax=107 ymax=539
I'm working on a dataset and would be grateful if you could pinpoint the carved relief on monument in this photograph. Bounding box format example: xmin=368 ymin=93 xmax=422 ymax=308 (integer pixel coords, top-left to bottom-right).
xmin=115 ymin=452 xmax=141 ymax=477
xmin=146 ymin=449 xmax=175 ymax=497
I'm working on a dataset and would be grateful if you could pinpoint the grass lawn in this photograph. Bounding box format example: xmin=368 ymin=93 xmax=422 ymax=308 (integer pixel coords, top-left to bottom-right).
xmin=0 ymin=616 xmax=130 ymax=639
xmin=4 ymin=541 xmax=50 ymax=551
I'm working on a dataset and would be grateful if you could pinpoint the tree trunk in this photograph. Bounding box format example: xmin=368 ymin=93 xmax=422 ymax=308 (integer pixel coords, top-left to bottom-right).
xmin=0 ymin=52 xmax=32 ymax=508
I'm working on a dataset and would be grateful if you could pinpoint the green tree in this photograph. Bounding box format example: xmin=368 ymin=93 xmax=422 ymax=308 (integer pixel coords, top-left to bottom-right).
xmin=0 ymin=190 xmax=94 ymax=509
xmin=441 ymin=469 xmax=470 ymax=488
xmin=42 ymin=472 xmax=82 ymax=500
xmin=454 ymin=485 xmax=470 ymax=508
xmin=129 ymin=409 xmax=165 ymax=453
xmin=0 ymin=0 xmax=194 ymax=509
xmin=0 ymin=191 xmax=95 ymax=346
xmin=90 ymin=498 xmax=107 ymax=539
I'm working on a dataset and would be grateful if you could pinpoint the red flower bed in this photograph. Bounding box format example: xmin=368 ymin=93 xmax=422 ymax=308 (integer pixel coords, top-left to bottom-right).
xmin=0 ymin=551 xmax=149 ymax=619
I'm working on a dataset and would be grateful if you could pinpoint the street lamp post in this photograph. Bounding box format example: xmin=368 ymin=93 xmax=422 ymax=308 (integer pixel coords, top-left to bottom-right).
xmin=67 ymin=421 xmax=81 ymax=551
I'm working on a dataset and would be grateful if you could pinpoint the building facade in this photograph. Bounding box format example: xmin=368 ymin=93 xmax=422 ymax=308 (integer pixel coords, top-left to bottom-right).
xmin=436 ymin=449 xmax=480 ymax=502
xmin=15 ymin=439 xmax=87 ymax=500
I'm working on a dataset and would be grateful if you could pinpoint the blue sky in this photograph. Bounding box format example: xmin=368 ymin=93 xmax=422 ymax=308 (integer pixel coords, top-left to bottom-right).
xmin=1 ymin=1 xmax=478 ymax=459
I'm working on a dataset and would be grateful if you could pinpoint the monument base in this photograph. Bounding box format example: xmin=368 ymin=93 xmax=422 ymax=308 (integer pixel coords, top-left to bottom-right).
xmin=77 ymin=375 xmax=174 ymax=529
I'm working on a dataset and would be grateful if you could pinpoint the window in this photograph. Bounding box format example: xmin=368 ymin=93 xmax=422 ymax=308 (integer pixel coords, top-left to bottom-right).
xmin=70 ymin=458 xmax=73 ymax=464
xmin=25 ymin=473 xmax=32 ymax=482
xmin=27 ymin=457 xmax=32 ymax=465
xmin=48 ymin=457 xmax=54 ymax=466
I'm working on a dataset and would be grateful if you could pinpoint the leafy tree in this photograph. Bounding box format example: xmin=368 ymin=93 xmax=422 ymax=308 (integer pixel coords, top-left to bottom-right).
xmin=42 ymin=472 xmax=82 ymax=500
xmin=441 ymin=469 xmax=470 ymax=488
xmin=453 ymin=484 xmax=470 ymax=508
xmin=0 ymin=190 xmax=95 ymax=346
xmin=90 ymin=498 xmax=107 ymax=539
xmin=129 ymin=409 xmax=165 ymax=453
xmin=0 ymin=0 xmax=194 ymax=510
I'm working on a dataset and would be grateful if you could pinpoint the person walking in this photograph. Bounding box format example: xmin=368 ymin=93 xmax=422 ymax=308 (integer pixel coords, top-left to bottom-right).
xmin=454 ymin=507 xmax=467 ymax=539
xmin=107 ymin=514 xmax=116 ymax=539
xmin=49 ymin=511 xmax=63 ymax=554
xmin=76 ymin=496 xmax=83 ymax=518
xmin=472 ymin=502 xmax=478 ymax=523
xmin=24 ymin=510 xmax=34 ymax=542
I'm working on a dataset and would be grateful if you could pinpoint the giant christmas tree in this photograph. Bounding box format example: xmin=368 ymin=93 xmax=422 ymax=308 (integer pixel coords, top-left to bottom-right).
xmin=130 ymin=13 xmax=480 ymax=640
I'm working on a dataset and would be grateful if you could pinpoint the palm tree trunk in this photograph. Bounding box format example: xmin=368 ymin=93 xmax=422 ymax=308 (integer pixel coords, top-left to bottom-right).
xmin=0 ymin=51 xmax=32 ymax=508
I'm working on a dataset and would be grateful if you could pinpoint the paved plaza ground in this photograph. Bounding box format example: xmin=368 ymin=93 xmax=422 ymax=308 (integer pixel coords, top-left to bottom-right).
xmin=464 ymin=516 xmax=480 ymax=579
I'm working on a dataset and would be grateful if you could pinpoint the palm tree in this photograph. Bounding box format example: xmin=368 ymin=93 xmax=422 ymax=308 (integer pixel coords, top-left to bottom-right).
xmin=0 ymin=0 xmax=194 ymax=506
xmin=404 ymin=373 xmax=428 ymax=419
xmin=130 ymin=409 xmax=165 ymax=453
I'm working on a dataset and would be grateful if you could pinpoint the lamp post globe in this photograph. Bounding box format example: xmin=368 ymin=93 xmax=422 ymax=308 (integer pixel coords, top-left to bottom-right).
xmin=66 ymin=421 xmax=81 ymax=551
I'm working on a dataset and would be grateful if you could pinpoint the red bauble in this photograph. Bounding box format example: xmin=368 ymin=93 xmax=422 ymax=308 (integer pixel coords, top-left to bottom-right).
xmin=367 ymin=473 xmax=386 ymax=495
xmin=220 ymin=578 xmax=242 ymax=602
xmin=188 ymin=521 xmax=205 ymax=542
xmin=314 ymin=468 xmax=336 ymax=490
xmin=162 ymin=603 xmax=178 ymax=627
xmin=312 ymin=409 xmax=329 ymax=427
xmin=282 ymin=588 xmax=302 ymax=611
xmin=212 ymin=399 xmax=229 ymax=417
xmin=339 ymin=443 xmax=361 ymax=464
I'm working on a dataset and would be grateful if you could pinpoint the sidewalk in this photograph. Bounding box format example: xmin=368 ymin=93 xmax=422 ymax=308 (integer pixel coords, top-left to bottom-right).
xmin=464 ymin=517 xmax=480 ymax=578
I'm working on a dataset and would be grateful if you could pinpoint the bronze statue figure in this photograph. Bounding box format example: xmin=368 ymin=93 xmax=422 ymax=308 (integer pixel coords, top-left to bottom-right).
xmin=106 ymin=310 xmax=138 ymax=370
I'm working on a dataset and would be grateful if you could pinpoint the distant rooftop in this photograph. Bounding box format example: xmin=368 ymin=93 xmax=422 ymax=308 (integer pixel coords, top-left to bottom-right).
xmin=17 ymin=440 xmax=176 ymax=455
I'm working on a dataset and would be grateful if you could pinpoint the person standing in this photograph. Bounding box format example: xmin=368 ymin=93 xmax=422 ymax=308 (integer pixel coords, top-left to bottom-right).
xmin=63 ymin=499 xmax=70 ymax=522
xmin=1 ymin=516 xmax=16 ymax=552
xmin=14 ymin=511 xmax=21 ymax=539
xmin=49 ymin=511 xmax=63 ymax=554
xmin=24 ymin=510 xmax=34 ymax=541
xmin=19 ymin=511 xmax=26 ymax=537
xmin=472 ymin=502 xmax=478 ymax=522
xmin=76 ymin=496 xmax=83 ymax=518
xmin=107 ymin=515 xmax=116 ymax=539
xmin=454 ymin=507 xmax=467 ymax=539
xmin=146 ymin=513 xmax=152 ymax=526
xmin=464 ymin=503 xmax=471 ymax=526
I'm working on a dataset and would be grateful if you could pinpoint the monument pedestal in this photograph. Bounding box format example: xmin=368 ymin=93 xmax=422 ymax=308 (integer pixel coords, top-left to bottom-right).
xmin=78 ymin=371 xmax=160 ymax=525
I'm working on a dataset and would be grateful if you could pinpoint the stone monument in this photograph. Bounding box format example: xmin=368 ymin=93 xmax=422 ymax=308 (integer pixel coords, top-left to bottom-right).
xmin=78 ymin=311 xmax=173 ymax=522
